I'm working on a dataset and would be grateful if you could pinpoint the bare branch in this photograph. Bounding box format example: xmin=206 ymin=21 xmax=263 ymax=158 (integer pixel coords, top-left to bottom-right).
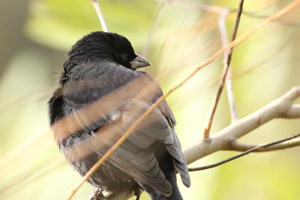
xmin=154 ymin=0 xmax=300 ymax=26
xmin=284 ymin=104 xmax=300 ymax=118
xmin=218 ymin=9 xmax=230 ymax=48
xmin=188 ymin=133 xmax=300 ymax=171
xmin=203 ymin=0 xmax=244 ymax=137
xmin=218 ymin=9 xmax=238 ymax=122
xmin=226 ymin=70 xmax=237 ymax=121
xmin=230 ymin=138 xmax=300 ymax=152
xmin=92 ymin=0 xmax=109 ymax=32
xmin=184 ymin=85 xmax=300 ymax=164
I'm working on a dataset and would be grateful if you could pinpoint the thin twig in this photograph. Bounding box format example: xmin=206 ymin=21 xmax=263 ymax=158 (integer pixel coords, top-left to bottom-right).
xmin=218 ymin=9 xmax=238 ymax=122
xmin=226 ymin=69 xmax=237 ymax=121
xmin=92 ymin=0 xmax=108 ymax=32
xmin=203 ymin=0 xmax=244 ymax=137
xmin=189 ymin=133 xmax=300 ymax=171
xmin=154 ymin=0 xmax=300 ymax=27
xmin=142 ymin=3 xmax=167 ymax=57
xmin=230 ymin=138 xmax=300 ymax=152
xmin=67 ymin=1 xmax=300 ymax=199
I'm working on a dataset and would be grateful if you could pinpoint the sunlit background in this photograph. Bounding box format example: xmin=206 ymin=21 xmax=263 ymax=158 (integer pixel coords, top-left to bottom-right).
xmin=1 ymin=0 xmax=300 ymax=199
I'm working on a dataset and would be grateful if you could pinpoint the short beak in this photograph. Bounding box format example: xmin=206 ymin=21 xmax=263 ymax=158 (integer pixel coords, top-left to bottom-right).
xmin=130 ymin=54 xmax=151 ymax=69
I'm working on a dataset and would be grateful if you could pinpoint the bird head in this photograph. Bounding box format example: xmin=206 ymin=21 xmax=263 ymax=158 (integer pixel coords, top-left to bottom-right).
xmin=65 ymin=31 xmax=151 ymax=71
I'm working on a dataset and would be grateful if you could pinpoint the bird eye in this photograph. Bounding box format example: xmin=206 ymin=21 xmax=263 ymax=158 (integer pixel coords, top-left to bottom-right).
xmin=120 ymin=53 xmax=129 ymax=61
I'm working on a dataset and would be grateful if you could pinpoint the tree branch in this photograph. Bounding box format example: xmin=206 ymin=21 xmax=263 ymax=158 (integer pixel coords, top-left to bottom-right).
xmin=203 ymin=0 xmax=244 ymax=137
xmin=154 ymin=0 xmax=300 ymax=26
xmin=92 ymin=0 xmax=108 ymax=32
xmin=230 ymin=138 xmax=300 ymax=152
xmin=218 ymin=9 xmax=238 ymax=122
xmin=188 ymin=132 xmax=300 ymax=171
xmin=284 ymin=104 xmax=300 ymax=118
xmin=184 ymin=86 xmax=300 ymax=164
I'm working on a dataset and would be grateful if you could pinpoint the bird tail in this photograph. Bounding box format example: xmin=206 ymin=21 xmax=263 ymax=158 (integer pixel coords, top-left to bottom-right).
xmin=166 ymin=171 xmax=183 ymax=200
xmin=145 ymin=172 xmax=183 ymax=200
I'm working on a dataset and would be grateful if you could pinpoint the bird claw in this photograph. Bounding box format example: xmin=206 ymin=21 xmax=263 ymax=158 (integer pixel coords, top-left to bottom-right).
xmin=89 ymin=188 xmax=106 ymax=200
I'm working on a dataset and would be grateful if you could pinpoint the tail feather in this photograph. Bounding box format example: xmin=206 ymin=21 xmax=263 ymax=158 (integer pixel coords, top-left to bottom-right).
xmin=145 ymin=172 xmax=183 ymax=200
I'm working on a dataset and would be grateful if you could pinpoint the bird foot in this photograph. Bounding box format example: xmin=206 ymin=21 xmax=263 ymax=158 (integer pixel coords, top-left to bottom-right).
xmin=89 ymin=187 xmax=106 ymax=200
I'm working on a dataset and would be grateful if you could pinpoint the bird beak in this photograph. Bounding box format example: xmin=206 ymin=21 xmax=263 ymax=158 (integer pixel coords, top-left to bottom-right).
xmin=130 ymin=54 xmax=151 ymax=69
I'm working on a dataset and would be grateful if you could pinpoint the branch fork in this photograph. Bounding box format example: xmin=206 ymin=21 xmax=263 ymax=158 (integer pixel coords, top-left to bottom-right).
xmin=184 ymin=85 xmax=300 ymax=165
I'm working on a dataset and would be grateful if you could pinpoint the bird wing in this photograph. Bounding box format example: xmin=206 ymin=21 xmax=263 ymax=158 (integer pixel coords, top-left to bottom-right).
xmin=50 ymin=61 xmax=190 ymax=196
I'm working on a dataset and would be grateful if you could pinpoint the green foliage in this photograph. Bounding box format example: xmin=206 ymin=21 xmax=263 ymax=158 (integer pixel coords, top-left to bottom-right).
xmin=26 ymin=0 xmax=156 ymax=50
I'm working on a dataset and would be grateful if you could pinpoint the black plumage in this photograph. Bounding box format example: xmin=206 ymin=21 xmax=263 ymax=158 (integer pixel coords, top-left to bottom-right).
xmin=48 ymin=31 xmax=190 ymax=200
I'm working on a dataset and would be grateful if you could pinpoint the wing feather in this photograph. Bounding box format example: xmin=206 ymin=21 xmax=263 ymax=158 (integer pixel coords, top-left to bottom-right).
xmin=52 ymin=61 xmax=190 ymax=196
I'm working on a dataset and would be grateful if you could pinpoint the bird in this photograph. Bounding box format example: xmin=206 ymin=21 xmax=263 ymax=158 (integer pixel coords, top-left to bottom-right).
xmin=48 ymin=31 xmax=190 ymax=200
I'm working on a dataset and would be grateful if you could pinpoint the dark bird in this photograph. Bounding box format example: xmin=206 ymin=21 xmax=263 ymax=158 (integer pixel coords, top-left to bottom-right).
xmin=48 ymin=31 xmax=190 ymax=200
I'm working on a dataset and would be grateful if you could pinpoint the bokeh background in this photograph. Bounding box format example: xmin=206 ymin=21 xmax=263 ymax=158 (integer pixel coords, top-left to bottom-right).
xmin=1 ymin=0 xmax=300 ymax=199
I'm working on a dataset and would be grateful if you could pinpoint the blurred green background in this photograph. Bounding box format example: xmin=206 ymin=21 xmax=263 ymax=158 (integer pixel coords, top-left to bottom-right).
xmin=0 ymin=0 xmax=300 ymax=199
